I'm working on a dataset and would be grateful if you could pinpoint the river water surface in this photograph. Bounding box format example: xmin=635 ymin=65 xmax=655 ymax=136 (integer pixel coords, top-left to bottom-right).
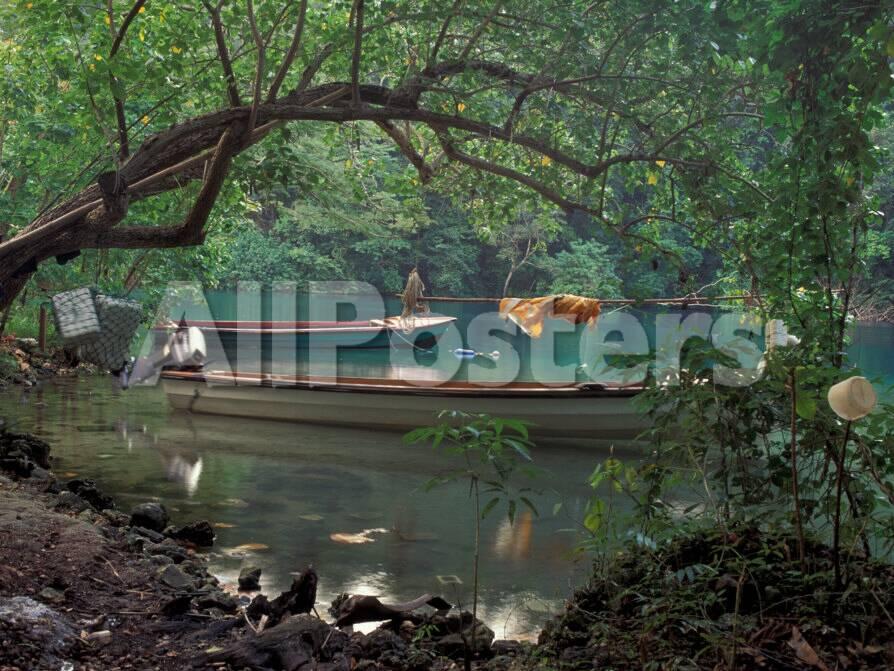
xmin=0 ymin=376 xmax=618 ymax=639
xmin=3 ymin=302 xmax=891 ymax=639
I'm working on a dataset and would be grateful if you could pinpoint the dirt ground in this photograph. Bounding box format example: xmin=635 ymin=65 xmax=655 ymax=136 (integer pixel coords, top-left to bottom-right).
xmin=0 ymin=476 xmax=243 ymax=670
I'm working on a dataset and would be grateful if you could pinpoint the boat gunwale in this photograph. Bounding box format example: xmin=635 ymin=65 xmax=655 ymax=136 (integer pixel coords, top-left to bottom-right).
xmin=151 ymin=316 xmax=456 ymax=335
xmin=160 ymin=370 xmax=643 ymax=399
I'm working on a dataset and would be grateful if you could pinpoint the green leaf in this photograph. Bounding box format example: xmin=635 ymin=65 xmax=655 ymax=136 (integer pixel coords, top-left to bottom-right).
xmin=481 ymin=496 xmax=500 ymax=519
xmin=520 ymin=496 xmax=539 ymax=517
xmin=795 ymin=394 xmax=817 ymax=420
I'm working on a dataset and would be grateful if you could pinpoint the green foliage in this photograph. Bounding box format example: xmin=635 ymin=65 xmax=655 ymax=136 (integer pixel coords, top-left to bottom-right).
xmin=404 ymin=412 xmax=538 ymax=524
xmin=543 ymin=240 xmax=623 ymax=298
xmin=405 ymin=412 xmax=538 ymax=663
xmin=536 ymin=525 xmax=894 ymax=670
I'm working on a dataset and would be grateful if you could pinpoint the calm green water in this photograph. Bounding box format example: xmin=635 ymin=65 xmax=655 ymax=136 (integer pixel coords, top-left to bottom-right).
xmin=0 ymin=376 xmax=629 ymax=639
xmin=4 ymin=296 xmax=892 ymax=639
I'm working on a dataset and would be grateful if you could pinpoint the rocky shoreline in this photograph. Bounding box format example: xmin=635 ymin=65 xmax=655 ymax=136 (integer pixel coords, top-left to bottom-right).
xmin=0 ymin=338 xmax=99 ymax=388
xmin=0 ymin=430 xmax=529 ymax=671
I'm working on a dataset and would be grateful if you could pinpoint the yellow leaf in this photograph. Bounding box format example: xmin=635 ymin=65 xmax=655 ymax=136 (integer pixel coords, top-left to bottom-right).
xmin=88 ymin=63 xmax=96 ymax=71
xmin=456 ymin=102 xmax=466 ymax=113
xmin=104 ymin=15 xmax=111 ymax=25
xmin=647 ymin=172 xmax=658 ymax=185
xmin=541 ymin=156 xmax=552 ymax=167
xmin=138 ymin=6 xmax=145 ymax=13
xmin=139 ymin=28 xmax=145 ymax=41
xmin=140 ymin=115 xmax=150 ymax=125
xmin=25 ymin=2 xmax=32 ymax=7
xmin=94 ymin=54 xmax=103 ymax=61
xmin=344 ymin=159 xmax=352 ymax=169
xmin=171 ymin=45 xmax=182 ymax=54
xmin=655 ymin=160 xmax=666 ymax=168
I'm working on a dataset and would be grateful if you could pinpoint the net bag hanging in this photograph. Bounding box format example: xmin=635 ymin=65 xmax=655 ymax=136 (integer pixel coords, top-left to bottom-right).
xmin=78 ymin=294 xmax=143 ymax=371
xmin=51 ymin=288 xmax=102 ymax=346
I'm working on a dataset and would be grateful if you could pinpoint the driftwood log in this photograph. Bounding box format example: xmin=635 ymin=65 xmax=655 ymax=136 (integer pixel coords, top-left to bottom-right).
xmin=247 ymin=567 xmax=318 ymax=627
xmin=335 ymin=593 xmax=452 ymax=627
xmin=205 ymin=613 xmax=348 ymax=671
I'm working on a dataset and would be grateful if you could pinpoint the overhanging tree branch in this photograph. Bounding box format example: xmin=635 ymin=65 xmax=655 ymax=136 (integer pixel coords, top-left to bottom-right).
xmin=376 ymin=120 xmax=433 ymax=183
xmin=266 ymin=0 xmax=309 ymax=102
xmin=204 ymin=0 xmax=242 ymax=108
xmin=246 ymin=0 xmax=266 ymax=134
xmin=350 ymin=0 xmax=365 ymax=108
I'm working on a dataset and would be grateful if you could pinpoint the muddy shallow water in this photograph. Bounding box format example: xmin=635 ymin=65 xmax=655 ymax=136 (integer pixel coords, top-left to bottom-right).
xmin=0 ymin=376 xmax=633 ymax=639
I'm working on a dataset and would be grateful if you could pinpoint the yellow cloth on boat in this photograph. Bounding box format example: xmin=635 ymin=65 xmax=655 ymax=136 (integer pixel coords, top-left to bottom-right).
xmin=499 ymin=294 xmax=601 ymax=338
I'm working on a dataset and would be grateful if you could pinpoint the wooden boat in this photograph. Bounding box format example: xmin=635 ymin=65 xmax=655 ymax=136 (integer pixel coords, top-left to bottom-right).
xmin=152 ymin=315 xmax=456 ymax=349
xmin=160 ymin=370 xmax=647 ymax=440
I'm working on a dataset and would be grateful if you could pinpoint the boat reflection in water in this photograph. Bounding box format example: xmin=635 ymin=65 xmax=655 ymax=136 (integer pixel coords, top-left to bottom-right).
xmin=494 ymin=511 xmax=534 ymax=561
xmin=157 ymin=448 xmax=204 ymax=496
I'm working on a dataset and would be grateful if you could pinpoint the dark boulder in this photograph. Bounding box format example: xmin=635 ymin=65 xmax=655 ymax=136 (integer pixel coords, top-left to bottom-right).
xmin=66 ymin=478 xmax=114 ymax=511
xmin=130 ymin=502 xmax=169 ymax=532
xmin=144 ymin=541 xmax=189 ymax=564
xmin=160 ymin=594 xmax=193 ymax=617
xmin=196 ymin=591 xmax=239 ymax=614
xmin=169 ymin=519 xmax=215 ymax=547
xmin=55 ymin=491 xmax=90 ymax=514
xmin=157 ymin=565 xmax=196 ymax=591
xmin=238 ymin=566 xmax=262 ymax=591
xmin=0 ymin=430 xmax=51 ymax=477
xmin=361 ymin=628 xmax=407 ymax=660
xmin=425 ymin=611 xmax=495 ymax=660
xmin=131 ymin=525 xmax=165 ymax=543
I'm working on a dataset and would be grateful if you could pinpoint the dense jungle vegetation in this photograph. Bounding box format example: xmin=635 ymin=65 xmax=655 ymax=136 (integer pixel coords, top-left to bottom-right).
xmin=0 ymin=0 xmax=890 ymax=329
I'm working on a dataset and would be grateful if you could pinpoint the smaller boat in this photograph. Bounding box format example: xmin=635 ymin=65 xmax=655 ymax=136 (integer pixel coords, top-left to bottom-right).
xmin=151 ymin=315 xmax=456 ymax=349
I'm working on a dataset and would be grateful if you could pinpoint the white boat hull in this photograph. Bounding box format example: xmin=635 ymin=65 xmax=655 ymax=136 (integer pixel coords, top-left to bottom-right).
xmin=161 ymin=373 xmax=648 ymax=440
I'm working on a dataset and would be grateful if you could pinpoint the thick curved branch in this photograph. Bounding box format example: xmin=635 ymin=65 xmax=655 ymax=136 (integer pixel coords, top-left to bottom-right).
xmin=266 ymin=0 xmax=308 ymax=102
xmin=110 ymin=0 xmax=147 ymax=57
xmin=204 ymin=1 xmax=242 ymax=108
xmin=376 ymin=120 xmax=433 ymax=183
xmin=295 ymin=43 xmax=336 ymax=92
xmin=429 ymin=0 xmax=464 ymax=65
xmin=246 ymin=0 xmax=265 ymax=134
xmin=456 ymin=0 xmax=503 ymax=62
xmin=95 ymin=127 xmax=237 ymax=249
xmin=350 ymin=0 xmax=365 ymax=107
xmin=108 ymin=0 xmax=148 ymax=161
xmin=436 ymin=132 xmax=594 ymax=215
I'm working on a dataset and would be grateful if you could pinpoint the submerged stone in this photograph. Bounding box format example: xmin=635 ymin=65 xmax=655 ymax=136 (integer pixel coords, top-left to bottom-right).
xmin=238 ymin=566 xmax=262 ymax=591
xmin=169 ymin=519 xmax=215 ymax=547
